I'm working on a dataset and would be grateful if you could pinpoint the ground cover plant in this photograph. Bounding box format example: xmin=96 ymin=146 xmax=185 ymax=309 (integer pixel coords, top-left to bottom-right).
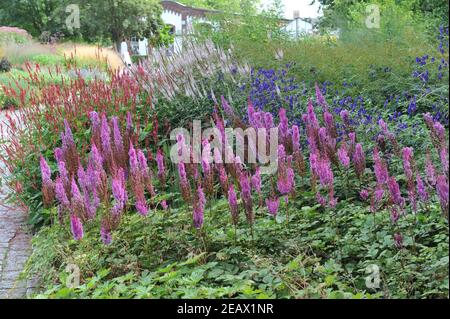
xmin=0 ymin=1 xmax=448 ymax=300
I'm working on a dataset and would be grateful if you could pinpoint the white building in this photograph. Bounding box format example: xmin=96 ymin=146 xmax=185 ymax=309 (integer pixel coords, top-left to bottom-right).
xmin=120 ymin=0 xmax=316 ymax=65
xmin=121 ymin=0 xmax=216 ymax=64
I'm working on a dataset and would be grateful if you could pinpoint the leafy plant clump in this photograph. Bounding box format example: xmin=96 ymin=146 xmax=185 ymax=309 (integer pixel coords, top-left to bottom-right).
xmin=0 ymin=57 xmax=12 ymax=72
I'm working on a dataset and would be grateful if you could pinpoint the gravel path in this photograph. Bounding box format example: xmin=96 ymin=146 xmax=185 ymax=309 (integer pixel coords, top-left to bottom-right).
xmin=0 ymin=110 xmax=36 ymax=299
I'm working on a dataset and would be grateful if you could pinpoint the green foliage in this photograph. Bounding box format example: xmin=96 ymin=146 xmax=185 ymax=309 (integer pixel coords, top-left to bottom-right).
xmin=196 ymin=0 xmax=288 ymax=50
xmin=0 ymin=0 xmax=62 ymax=37
xmin=0 ymin=30 xmax=31 ymax=45
xmin=0 ymin=57 xmax=11 ymax=72
xmin=25 ymin=195 xmax=448 ymax=299
xmin=0 ymin=0 xmax=168 ymax=48
xmin=179 ymin=0 xmax=258 ymax=13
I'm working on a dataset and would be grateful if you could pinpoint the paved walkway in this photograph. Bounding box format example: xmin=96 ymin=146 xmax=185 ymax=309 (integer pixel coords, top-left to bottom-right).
xmin=0 ymin=110 xmax=35 ymax=299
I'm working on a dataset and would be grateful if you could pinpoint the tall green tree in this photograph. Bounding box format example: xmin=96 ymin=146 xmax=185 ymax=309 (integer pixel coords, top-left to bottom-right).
xmin=0 ymin=0 xmax=63 ymax=36
xmin=314 ymin=0 xmax=449 ymax=31
xmin=77 ymin=0 xmax=164 ymax=50
xmin=0 ymin=0 xmax=166 ymax=49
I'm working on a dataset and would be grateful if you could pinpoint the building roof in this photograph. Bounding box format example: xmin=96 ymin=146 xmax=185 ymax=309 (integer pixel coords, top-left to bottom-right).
xmin=160 ymin=1 xmax=220 ymax=18
xmin=160 ymin=0 xmax=294 ymax=23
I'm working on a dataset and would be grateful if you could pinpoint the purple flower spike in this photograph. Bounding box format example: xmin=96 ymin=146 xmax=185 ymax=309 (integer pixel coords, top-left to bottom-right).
xmin=70 ymin=214 xmax=84 ymax=241
xmin=266 ymin=197 xmax=280 ymax=216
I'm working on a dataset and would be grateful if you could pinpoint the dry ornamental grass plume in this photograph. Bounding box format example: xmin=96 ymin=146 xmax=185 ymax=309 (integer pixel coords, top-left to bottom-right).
xmin=133 ymin=39 xmax=250 ymax=101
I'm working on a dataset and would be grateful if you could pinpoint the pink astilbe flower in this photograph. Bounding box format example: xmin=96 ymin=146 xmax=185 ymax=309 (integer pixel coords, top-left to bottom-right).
xmin=111 ymin=116 xmax=126 ymax=168
xmin=316 ymin=192 xmax=327 ymax=207
xmin=221 ymin=96 xmax=234 ymax=117
xmin=323 ymin=112 xmax=337 ymax=138
xmin=77 ymin=166 xmax=96 ymax=220
xmin=277 ymin=145 xmax=295 ymax=195
xmin=315 ymin=82 xmax=328 ymax=112
xmin=371 ymin=187 xmax=385 ymax=212
xmin=266 ymin=197 xmax=280 ymax=217
xmin=214 ymin=149 xmax=229 ymax=195
xmin=100 ymin=223 xmax=112 ymax=245
xmin=394 ymin=233 xmax=403 ymax=249
xmin=239 ymin=171 xmax=254 ymax=224
xmin=402 ymin=147 xmax=414 ymax=181
xmin=57 ymin=160 xmax=69 ymax=187
xmin=161 ymin=200 xmax=169 ymax=211
xmin=129 ymin=143 xmax=139 ymax=174
xmin=416 ymin=173 xmax=429 ymax=202
xmin=178 ymin=162 xmax=191 ymax=202
xmin=264 ymin=112 xmax=274 ymax=131
xmin=390 ymin=207 xmax=400 ymax=224
xmin=71 ymin=178 xmax=87 ymax=219
xmin=292 ymin=125 xmax=300 ymax=152
xmin=387 ymin=176 xmax=405 ymax=208
xmin=352 ymin=143 xmax=365 ymax=178
xmin=247 ymin=100 xmax=256 ymax=127
xmin=126 ymin=112 xmax=133 ymax=131
xmin=340 ymin=110 xmax=350 ymax=126
xmin=101 ymin=114 xmax=112 ymax=171
xmin=402 ymin=147 xmax=417 ymax=211
xmin=61 ymin=119 xmax=79 ymax=175
xmin=90 ymin=111 xmax=101 ymax=148
xmin=338 ymin=143 xmax=350 ymax=168
xmin=303 ymin=99 xmax=320 ymax=152
xmin=373 ymin=147 xmax=388 ymax=185
xmin=156 ymin=149 xmax=166 ymax=185
xmin=228 ymin=185 xmax=239 ymax=225
xmin=54 ymin=147 xmax=64 ymax=163
xmin=251 ymin=167 xmax=261 ymax=194
xmin=135 ymin=200 xmax=149 ymax=216
xmin=70 ymin=214 xmax=84 ymax=241
xmin=318 ymin=127 xmax=336 ymax=161
xmin=129 ymin=144 xmax=148 ymax=216
xmin=436 ymin=175 xmax=449 ymax=219
xmin=55 ymin=176 xmax=69 ymax=208
xmin=137 ymin=150 xmax=155 ymax=198
xmin=360 ymin=189 xmax=369 ymax=201
xmin=201 ymin=139 xmax=212 ymax=174
xmin=202 ymin=140 xmax=214 ymax=195
xmin=40 ymin=156 xmax=54 ymax=206
xmin=90 ymin=144 xmax=104 ymax=170
xmin=433 ymin=122 xmax=446 ymax=145
xmin=313 ymin=155 xmax=334 ymax=188
xmin=111 ymin=168 xmax=128 ymax=217
xmin=278 ymin=108 xmax=290 ymax=143
xmin=423 ymin=113 xmax=434 ymax=128
xmin=193 ymin=185 xmax=206 ymax=229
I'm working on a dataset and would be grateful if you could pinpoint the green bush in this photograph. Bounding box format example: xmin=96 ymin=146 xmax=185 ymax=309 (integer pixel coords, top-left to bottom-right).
xmin=0 ymin=57 xmax=12 ymax=72
xmin=25 ymin=196 xmax=448 ymax=299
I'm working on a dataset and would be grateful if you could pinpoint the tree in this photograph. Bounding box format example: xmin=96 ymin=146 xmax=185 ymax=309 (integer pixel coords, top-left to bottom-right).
xmin=178 ymin=0 xmax=259 ymax=14
xmin=313 ymin=0 xmax=449 ymax=31
xmin=72 ymin=0 xmax=164 ymax=50
xmin=0 ymin=0 xmax=63 ymax=36
xmin=0 ymin=0 xmax=166 ymax=50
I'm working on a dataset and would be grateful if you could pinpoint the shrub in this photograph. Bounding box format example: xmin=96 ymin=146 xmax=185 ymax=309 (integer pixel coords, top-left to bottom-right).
xmin=0 ymin=57 xmax=12 ymax=72
xmin=0 ymin=26 xmax=32 ymax=44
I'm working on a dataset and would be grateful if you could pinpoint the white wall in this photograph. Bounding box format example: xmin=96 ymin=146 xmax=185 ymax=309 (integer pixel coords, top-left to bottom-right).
xmin=162 ymin=10 xmax=183 ymax=35
xmin=285 ymin=19 xmax=313 ymax=36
